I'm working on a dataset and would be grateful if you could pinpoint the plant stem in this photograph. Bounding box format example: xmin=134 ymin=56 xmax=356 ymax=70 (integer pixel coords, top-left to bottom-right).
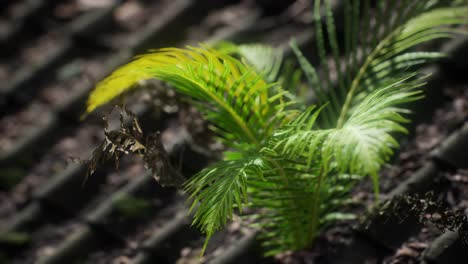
xmin=371 ymin=172 xmax=380 ymax=204
xmin=270 ymin=159 xmax=289 ymax=186
xmin=308 ymin=166 xmax=325 ymax=245
xmin=204 ymin=88 xmax=259 ymax=144
xmin=336 ymin=31 xmax=397 ymax=128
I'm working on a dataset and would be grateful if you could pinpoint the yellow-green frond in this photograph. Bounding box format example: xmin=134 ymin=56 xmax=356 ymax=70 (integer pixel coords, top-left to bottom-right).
xmin=86 ymin=45 xmax=294 ymax=146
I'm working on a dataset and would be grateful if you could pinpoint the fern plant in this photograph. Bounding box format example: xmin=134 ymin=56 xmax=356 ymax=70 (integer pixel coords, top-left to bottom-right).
xmin=84 ymin=0 xmax=467 ymax=256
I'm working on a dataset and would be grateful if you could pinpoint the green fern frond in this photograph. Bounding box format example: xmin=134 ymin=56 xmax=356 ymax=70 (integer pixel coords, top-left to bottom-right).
xmin=84 ymin=0 xmax=467 ymax=258
xmin=250 ymin=170 xmax=359 ymax=255
xmin=271 ymin=73 xmax=422 ymax=177
xmin=252 ymin=137 xmax=361 ymax=255
xmin=292 ymin=0 xmax=467 ymax=128
xmin=236 ymin=44 xmax=283 ymax=83
xmin=184 ymin=156 xmax=265 ymax=254
xmin=337 ymin=5 xmax=467 ymax=127
xmin=216 ymin=42 xmax=283 ymax=83
xmin=249 ymin=172 xmax=317 ymax=255
xmin=86 ymin=46 xmax=296 ymax=147
xmin=259 ymin=0 xmax=466 ymax=252
xmin=254 ymin=73 xmax=424 ymax=252
xmin=327 ymin=74 xmax=425 ymax=176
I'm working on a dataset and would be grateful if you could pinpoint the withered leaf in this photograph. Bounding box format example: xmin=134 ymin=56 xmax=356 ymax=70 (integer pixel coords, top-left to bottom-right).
xmin=78 ymin=105 xmax=185 ymax=188
xmin=78 ymin=106 xmax=146 ymax=179
xmin=144 ymin=131 xmax=185 ymax=187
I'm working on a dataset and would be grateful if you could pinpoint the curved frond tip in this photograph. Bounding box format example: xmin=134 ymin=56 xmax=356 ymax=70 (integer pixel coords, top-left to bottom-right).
xmin=86 ymin=45 xmax=294 ymax=146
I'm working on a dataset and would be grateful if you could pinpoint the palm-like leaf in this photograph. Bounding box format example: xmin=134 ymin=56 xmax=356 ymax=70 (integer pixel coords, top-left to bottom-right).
xmin=251 ymin=74 xmax=425 ymax=254
xmin=331 ymin=75 xmax=424 ymax=176
xmin=184 ymin=156 xmax=264 ymax=254
xmin=249 ymin=108 xmax=360 ymax=254
xmin=235 ymin=44 xmax=283 ymax=83
xmin=85 ymin=0 xmax=467 ymax=257
xmin=215 ymin=42 xmax=283 ymax=83
xmin=288 ymin=0 xmax=466 ymax=179
xmin=307 ymin=0 xmax=468 ymax=127
xmin=250 ymin=168 xmax=359 ymax=255
xmin=257 ymin=0 xmax=466 ymax=253
xmin=86 ymin=46 xmax=295 ymax=147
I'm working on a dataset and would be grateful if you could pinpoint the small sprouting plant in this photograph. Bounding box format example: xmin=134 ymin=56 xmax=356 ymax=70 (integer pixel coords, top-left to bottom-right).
xmin=83 ymin=0 xmax=467 ymax=256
